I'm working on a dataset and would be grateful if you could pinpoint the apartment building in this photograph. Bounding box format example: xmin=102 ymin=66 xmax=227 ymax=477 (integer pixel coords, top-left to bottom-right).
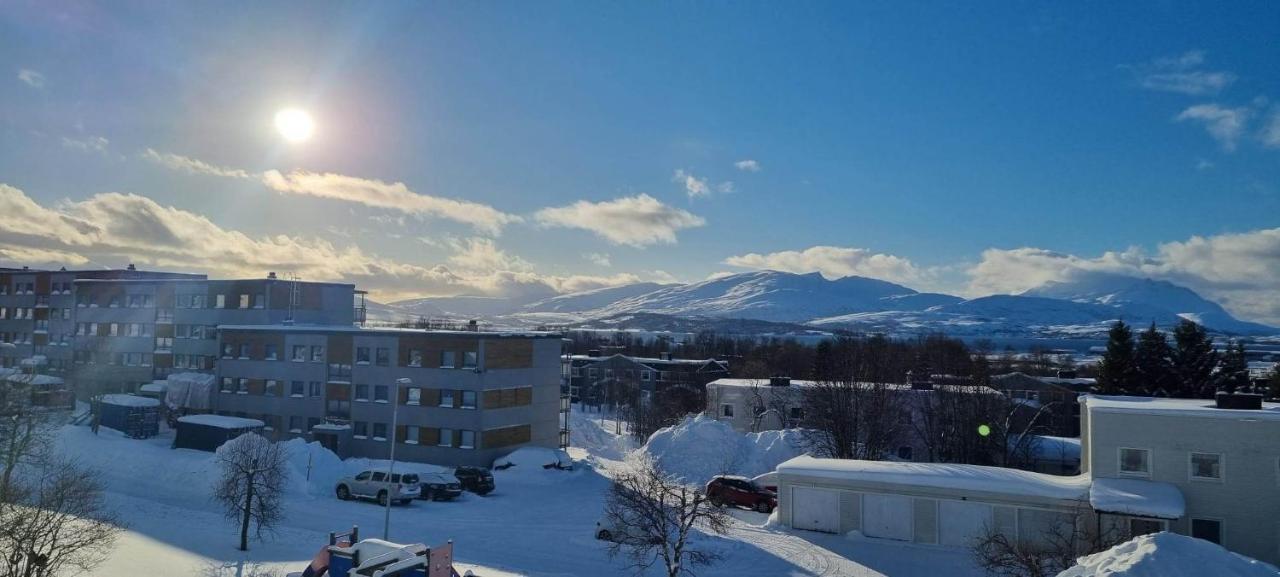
xmin=0 ymin=266 xmax=203 ymax=374
xmin=991 ymin=371 xmax=1096 ymax=437
xmin=212 ymin=325 xmax=565 ymax=467
xmin=564 ymin=351 xmax=729 ymax=404
xmin=69 ymin=275 xmax=361 ymax=393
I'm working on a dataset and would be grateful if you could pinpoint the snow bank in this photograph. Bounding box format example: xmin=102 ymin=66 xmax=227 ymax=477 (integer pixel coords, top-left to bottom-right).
xmin=494 ymin=447 xmax=572 ymax=470
xmin=640 ymin=414 xmax=806 ymax=485
xmin=569 ymin=408 xmax=633 ymax=460
xmin=1057 ymin=532 xmax=1279 ymax=577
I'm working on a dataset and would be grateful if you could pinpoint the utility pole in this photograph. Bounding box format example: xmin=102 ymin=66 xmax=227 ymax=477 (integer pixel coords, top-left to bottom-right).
xmin=383 ymin=377 xmax=411 ymax=540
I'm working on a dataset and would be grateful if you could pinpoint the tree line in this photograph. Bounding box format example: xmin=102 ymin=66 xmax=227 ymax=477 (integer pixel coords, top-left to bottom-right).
xmin=1096 ymin=318 xmax=1273 ymax=398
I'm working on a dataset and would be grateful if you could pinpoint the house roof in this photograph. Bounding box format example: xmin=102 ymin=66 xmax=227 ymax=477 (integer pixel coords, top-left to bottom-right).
xmin=1083 ymin=394 xmax=1280 ymax=422
xmin=565 ymin=353 xmax=728 ymax=368
xmin=776 ymin=455 xmax=1091 ymax=502
xmin=1089 ymin=478 xmax=1185 ymax=520
xmin=101 ymin=394 xmax=160 ymax=408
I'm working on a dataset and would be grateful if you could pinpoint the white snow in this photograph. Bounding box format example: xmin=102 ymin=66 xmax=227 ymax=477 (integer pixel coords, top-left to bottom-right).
xmin=641 ymin=414 xmax=807 ymax=485
xmin=1088 ymin=478 xmax=1185 ymax=520
xmin=777 ymin=455 xmax=1092 ymax=502
xmin=101 ymin=393 xmax=161 ymax=408
xmin=178 ymin=414 xmax=265 ymax=429
xmin=140 ymin=382 xmax=168 ymax=394
xmin=1056 ymin=532 xmax=1279 ymax=577
xmin=4 ymin=373 xmax=64 ymax=386
xmin=492 ymin=446 xmax=572 ymax=471
xmin=1084 ymin=394 xmax=1280 ymax=422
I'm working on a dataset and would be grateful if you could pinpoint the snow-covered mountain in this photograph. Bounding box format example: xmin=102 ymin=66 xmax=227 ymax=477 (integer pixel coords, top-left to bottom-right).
xmin=522 ymin=282 xmax=674 ymax=313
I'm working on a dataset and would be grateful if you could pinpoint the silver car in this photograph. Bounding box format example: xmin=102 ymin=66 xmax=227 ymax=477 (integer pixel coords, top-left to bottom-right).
xmin=335 ymin=470 xmax=421 ymax=506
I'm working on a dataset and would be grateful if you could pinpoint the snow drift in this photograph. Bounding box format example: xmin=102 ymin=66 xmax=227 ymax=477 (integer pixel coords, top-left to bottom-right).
xmin=640 ymin=414 xmax=806 ymax=485
xmin=1056 ymin=532 xmax=1279 ymax=577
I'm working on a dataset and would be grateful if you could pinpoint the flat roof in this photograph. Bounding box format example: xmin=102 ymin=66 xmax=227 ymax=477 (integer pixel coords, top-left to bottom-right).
xmin=75 ymin=278 xmax=355 ymax=288
xmin=777 ymin=455 xmax=1091 ymax=502
xmin=178 ymin=414 xmax=264 ymax=429
xmin=1082 ymin=394 xmax=1280 ymax=422
xmin=218 ymin=324 xmax=561 ymax=339
xmin=566 ymin=354 xmax=725 ymax=366
xmin=1090 ymin=477 xmax=1185 ymax=520
xmin=708 ymin=378 xmax=1001 ymax=394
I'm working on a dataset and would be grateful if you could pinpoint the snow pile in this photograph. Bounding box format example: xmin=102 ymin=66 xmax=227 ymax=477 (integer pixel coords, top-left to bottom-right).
xmin=640 ymin=414 xmax=806 ymax=485
xmin=569 ymin=408 xmax=633 ymax=460
xmin=494 ymin=447 xmax=572 ymax=470
xmin=1057 ymin=532 xmax=1279 ymax=577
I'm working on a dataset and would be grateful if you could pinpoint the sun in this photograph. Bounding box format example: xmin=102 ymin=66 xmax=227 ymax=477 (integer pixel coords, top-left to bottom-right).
xmin=274 ymin=108 xmax=315 ymax=143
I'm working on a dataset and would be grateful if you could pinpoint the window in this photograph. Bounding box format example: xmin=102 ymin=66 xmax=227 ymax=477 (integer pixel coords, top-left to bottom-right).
xmin=237 ymin=378 xmax=248 ymax=394
xmin=1191 ymin=518 xmax=1222 ymax=545
xmin=372 ymin=423 xmax=387 ymax=440
xmin=374 ymin=385 xmax=388 ymax=403
xmin=155 ymin=337 xmax=173 ymax=351
xmin=641 ymin=370 xmax=651 ymax=381
xmin=177 ymin=294 xmax=192 ymax=308
xmin=588 ymin=368 xmax=598 ymax=379
xmin=238 ymin=344 xmax=250 ymax=359
xmin=407 ymin=387 xmax=421 ymax=405
xmin=438 ymin=428 xmax=453 ymax=447
xmin=356 ymin=347 xmax=370 ymax=364
xmin=292 ymin=345 xmax=307 ymax=361
xmin=252 ymin=293 xmax=264 ymax=308
xmin=353 ymin=422 xmax=368 ymax=438
xmin=405 ymin=426 xmax=420 ymax=444
xmin=265 ymin=344 xmax=278 ymax=360
xmin=721 ymin=404 xmax=734 ymax=418
xmin=408 ymin=349 xmax=422 ymax=367
xmin=376 ymin=347 xmax=390 ymax=366
xmin=440 ymin=351 xmax=456 ymax=368
xmin=1119 ymin=448 xmax=1150 ymax=476
xmin=1129 ymin=518 xmax=1164 ymax=537
xmin=354 ymin=471 xmax=370 ymax=481
xmin=462 ymin=351 xmax=477 ymax=369
xmin=239 ymin=294 xmax=250 ymax=309
xmin=265 ymin=380 xmax=278 ymax=396
xmin=440 ymin=389 xmax=454 ymax=407
xmin=355 ymin=384 xmax=369 ymax=401
xmin=1190 ymin=452 xmax=1223 ymax=481
xmin=221 ymin=378 xmax=234 ymax=393
xmin=223 ymin=343 xmax=235 ymax=358
xmin=192 ymin=294 xmax=206 ymax=308
xmin=459 ymin=430 xmax=475 ymax=449
xmin=308 ymin=382 xmax=321 ymax=397
xmin=371 ymin=472 xmax=386 ymax=482
xmin=215 ymin=294 xmax=226 ymax=308
xmin=461 ymin=390 xmax=477 ymax=409
xmin=311 ymin=345 xmax=324 ymax=362
xmin=289 ymin=417 xmax=303 ymax=432
xmin=290 ymin=381 xmax=305 ymax=397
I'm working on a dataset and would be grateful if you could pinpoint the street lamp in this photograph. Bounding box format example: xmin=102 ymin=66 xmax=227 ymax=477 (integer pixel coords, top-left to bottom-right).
xmin=383 ymin=377 xmax=412 ymax=540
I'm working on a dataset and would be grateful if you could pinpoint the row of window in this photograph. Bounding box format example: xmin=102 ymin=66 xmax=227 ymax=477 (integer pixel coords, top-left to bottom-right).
xmin=0 ymin=282 xmax=36 ymax=295
xmin=72 ymin=351 xmax=153 ymax=367
xmin=76 ymin=294 xmax=156 ymax=308
xmin=1 ymin=332 xmax=33 ymax=344
xmin=1119 ymin=447 xmax=1224 ymax=481
xmin=76 ymin=322 xmax=155 ymax=337
xmin=0 ymin=307 xmax=35 ymax=320
xmin=176 ymin=293 xmax=265 ymax=309
xmin=229 ymin=344 xmax=481 ymax=370
xmin=174 ymin=324 xmax=219 ymax=340
xmin=577 ymin=367 xmax=685 ymax=382
xmin=220 ymin=378 xmax=323 ymax=397
xmin=172 ymin=354 xmax=213 ymax=370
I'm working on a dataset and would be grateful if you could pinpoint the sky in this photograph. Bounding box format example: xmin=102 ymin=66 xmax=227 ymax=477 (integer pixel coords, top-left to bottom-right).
xmin=1 ymin=2 xmax=1279 ymax=323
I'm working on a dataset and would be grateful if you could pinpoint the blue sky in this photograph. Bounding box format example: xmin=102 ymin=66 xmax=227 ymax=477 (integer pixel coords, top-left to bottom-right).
xmin=2 ymin=2 xmax=1278 ymax=321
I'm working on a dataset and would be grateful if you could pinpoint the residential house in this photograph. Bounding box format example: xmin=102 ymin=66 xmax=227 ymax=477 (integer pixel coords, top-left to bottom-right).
xmin=564 ymin=351 xmax=729 ymax=405
xmin=991 ymin=371 xmax=1095 ymax=437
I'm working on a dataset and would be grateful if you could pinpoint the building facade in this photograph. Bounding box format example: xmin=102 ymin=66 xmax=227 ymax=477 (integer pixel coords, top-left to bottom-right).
xmin=991 ymin=372 xmax=1095 ymax=437
xmin=213 ymin=325 xmax=565 ymax=467
xmin=564 ymin=351 xmax=729 ymax=404
xmin=68 ymin=275 xmax=360 ymax=393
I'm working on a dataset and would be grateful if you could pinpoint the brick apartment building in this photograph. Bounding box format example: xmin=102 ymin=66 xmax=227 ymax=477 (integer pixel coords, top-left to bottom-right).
xmin=213 ymin=325 xmax=566 ymax=466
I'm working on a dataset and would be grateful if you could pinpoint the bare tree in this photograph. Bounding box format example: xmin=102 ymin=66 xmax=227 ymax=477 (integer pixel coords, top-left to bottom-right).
xmin=213 ymin=433 xmax=289 ymax=551
xmin=912 ymin=384 xmax=1054 ymax=469
xmin=971 ymin=507 xmax=1127 ymax=577
xmin=801 ymin=380 xmax=904 ymax=460
xmin=0 ymin=458 xmax=123 ymax=577
xmin=602 ymin=455 xmax=731 ymax=577
xmin=0 ymin=382 xmax=56 ymax=499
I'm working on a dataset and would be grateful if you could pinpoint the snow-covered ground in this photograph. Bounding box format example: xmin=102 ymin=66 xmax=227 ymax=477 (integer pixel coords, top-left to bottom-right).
xmin=1056 ymin=532 xmax=1279 ymax=577
xmin=63 ymin=407 xmax=983 ymax=577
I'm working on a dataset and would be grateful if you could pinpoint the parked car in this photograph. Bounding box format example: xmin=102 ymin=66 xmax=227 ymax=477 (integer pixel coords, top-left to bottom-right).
xmin=335 ymin=470 xmax=421 ymax=506
xmin=595 ymin=517 xmax=662 ymax=545
xmin=418 ymin=472 xmax=463 ymax=501
xmin=453 ymin=466 xmax=495 ymax=495
xmin=706 ymin=475 xmax=776 ymax=513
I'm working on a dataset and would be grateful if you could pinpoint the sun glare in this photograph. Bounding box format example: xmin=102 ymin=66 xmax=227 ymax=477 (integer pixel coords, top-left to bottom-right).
xmin=274 ymin=108 xmax=315 ymax=143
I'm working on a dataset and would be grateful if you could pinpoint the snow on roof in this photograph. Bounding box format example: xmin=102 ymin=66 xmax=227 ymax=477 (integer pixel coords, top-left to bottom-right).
xmin=708 ymin=378 xmax=1001 ymax=395
xmin=1028 ymin=435 xmax=1082 ymax=460
xmin=177 ymin=414 xmax=264 ymax=429
xmin=777 ymin=455 xmax=1091 ymax=502
xmin=708 ymin=378 xmax=820 ymax=388
xmin=4 ymin=374 xmax=64 ymax=386
xmin=139 ymin=382 xmax=167 ymax=393
xmin=1089 ymin=478 xmax=1185 ymax=520
xmin=1083 ymin=394 xmax=1280 ymax=422
xmin=566 ymin=353 xmax=725 ymax=366
xmin=217 ymin=324 xmax=559 ymax=338
xmin=312 ymin=423 xmax=351 ymax=431
xmin=1057 ymin=532 xmax=1278 ymax=577
xmin=101 ymin=394 xmax=160 ymax=408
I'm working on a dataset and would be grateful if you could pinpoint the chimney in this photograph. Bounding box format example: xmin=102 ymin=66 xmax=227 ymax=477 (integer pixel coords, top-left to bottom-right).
xmin=127 ymin=263 xmax=136 ymax=271
xmin=587 ymin=349 xmax=602 ymax=358
xmin=769 ymin=376 xmax=791 ymax=387
xmin=267 ymin=272 xmax=277 ymax=279
xmin=659 ymin=352 xmax=671 ymax=361
xmin=467 ymin=319 xmax=478 ymax=332
xmin=1056 ymin=369 xmax=1077 ymax=379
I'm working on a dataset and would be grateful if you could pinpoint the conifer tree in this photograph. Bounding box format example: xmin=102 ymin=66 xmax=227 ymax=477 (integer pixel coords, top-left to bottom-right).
xmin=1171 ymin=319 xmax=1218 ymax=398
xmin=1097 ymin=320 xmax=1136 ymax=395
xmin=1133 ymin=322 xmax=1173 ymax=396
xmin=1216 ymin=340 xmax=1249 ymax=394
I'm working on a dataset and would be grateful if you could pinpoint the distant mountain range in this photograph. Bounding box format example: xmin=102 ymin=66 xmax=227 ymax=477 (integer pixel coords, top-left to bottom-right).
xmin=369 ymin=270 xmax=1277 ymax=338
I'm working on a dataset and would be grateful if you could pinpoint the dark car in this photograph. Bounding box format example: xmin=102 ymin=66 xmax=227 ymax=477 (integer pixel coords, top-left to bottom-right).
xmin=454 ymin=466 xmax=495 ymax=495
xmin=417 ymin=472 xmax=464 ymax=501
xmin=706 ymin=475 xmax=776 ymax=513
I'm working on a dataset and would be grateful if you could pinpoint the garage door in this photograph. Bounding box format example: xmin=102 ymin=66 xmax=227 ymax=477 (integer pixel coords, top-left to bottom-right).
xmin=863 ymin=494 xmax=913 ymax=541
xmin=939 ymin=500 xmax=993 ymax=547
xmin=790 ymin=487 xmax=840 ymax=533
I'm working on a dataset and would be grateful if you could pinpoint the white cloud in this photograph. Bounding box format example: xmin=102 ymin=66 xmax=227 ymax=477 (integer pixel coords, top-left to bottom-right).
xmin=1195 ymin=158 xmax=1214 ymax=171
xmin=673 ymin=169 xmax=711 ymax=199
xmin=445 ymin=237 xmax=534 ymax=274
xmin=60 ymin=136 xmax=109 ymax=154
xmin=1176 ymin=104 xmax=1250 ymax=151
xmin=734 ymin=159 xmax=761 ymax=172
xmin=17 ymin=69 xmax=44 ymax=88
xmin=967 ymin=228 xmax=1280 ymax=326
xmin=585 ymin=252 xmax=612 ymax=267
xmin=716 ymin=181 xmax=735 ymax=194
xmin=1131 ymin=51 xmax=1236 ymax=96
xmin=534 ymin=194 xmax=705 ymax=247
xmin=260 ymin=170 xmax=520 ymax=235
xmin=141 ymin=148 xmax=251 ymax=179
xmin=724 ymin=245 xmax=930 ymax=287
xmin=1261 ymin=108 xmax=1280 ymax=148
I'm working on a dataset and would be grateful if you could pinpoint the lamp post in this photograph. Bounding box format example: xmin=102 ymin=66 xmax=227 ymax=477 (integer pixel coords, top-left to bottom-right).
xmin=383 ymin=377 xmax=411 ymax=540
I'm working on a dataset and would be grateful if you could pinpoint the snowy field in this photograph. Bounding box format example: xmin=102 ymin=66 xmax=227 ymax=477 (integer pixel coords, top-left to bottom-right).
xmin=59 ymin=407 xmax=984 ymax=577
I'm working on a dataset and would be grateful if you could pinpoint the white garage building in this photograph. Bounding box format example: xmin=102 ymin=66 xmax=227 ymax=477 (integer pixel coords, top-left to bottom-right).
xmin=776 ymin=455 xmax=1183 ymax=548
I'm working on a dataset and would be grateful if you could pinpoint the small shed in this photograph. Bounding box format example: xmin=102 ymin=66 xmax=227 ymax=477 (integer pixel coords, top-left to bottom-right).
xmin=5 ymin=373 xmax=73 ymax=409
xmin=97 ymin=394 xmax=162 ymax=439
xmin=139 ymin=381 xmax=168 ymax=400
xmin=174 ymin=414 xmax=265 ymax=452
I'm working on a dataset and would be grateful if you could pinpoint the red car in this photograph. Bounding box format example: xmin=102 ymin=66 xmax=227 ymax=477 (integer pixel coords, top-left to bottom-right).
xmin=705 ymin=475 xmax=777 ymax=513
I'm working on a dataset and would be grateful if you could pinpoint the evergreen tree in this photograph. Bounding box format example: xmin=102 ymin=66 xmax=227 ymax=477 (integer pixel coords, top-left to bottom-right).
xmin=1268 ymin=369 xmax=1280 ymax=401
xmin=1170 ymin=319 xmax=1218 ymax=398
xmin=1133 ymin=322 xmax=1173 ymax=396
xmin=1097 ymin=320 xmax=1137 ymax=394
xmin=1215 ymin=340 xmax=1249 ymax=394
